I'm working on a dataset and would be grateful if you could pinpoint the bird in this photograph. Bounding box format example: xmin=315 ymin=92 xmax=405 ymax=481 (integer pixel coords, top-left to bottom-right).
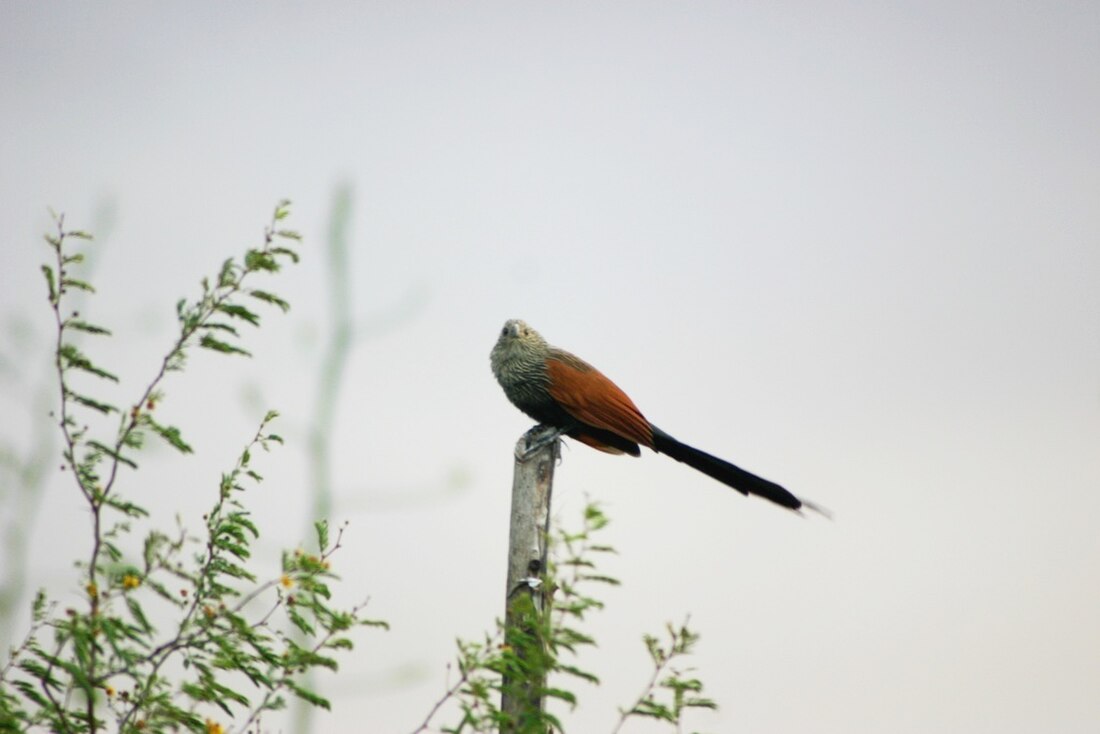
xmin=490 ymin=318 xmax=813 ymax=512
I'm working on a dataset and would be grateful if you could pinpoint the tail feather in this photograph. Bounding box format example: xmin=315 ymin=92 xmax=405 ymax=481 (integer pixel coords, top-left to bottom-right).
xmin=650 ymin=426 xmax=802 ymax=510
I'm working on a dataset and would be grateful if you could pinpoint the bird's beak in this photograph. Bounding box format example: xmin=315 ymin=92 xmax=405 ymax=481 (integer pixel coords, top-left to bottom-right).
xmin=503 ymin=320 xmax=524 ymax=339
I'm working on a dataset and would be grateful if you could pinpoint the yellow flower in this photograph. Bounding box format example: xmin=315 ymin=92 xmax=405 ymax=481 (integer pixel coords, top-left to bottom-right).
xmin=86 ymin=582 xmax=98 ymax=599
xmin=205 ymin=719 xmax=224 ymax=734
xmin=122 ymin=574 xmax=141 ymax=590
xmin=280 ymin=574 xmax=294 ymax=589
xmin=105 ymin=684 xmax=116 ymax=697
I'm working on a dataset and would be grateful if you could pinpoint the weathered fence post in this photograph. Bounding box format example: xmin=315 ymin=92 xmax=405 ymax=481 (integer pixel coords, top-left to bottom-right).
xmin=500 ymin=430 xmax=559 ymax=733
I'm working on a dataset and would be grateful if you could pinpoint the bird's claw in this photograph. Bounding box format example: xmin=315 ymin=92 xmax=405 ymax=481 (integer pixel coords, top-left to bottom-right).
xmin=515 ymin=424 xmax=565 ymax=461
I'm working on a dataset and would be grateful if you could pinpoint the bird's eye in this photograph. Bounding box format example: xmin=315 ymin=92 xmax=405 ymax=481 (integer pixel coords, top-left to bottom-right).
xmin=501 ymin=326 xmax=508 ymax=336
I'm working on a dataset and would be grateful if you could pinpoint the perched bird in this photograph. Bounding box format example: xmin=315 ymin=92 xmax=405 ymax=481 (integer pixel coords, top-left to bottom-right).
xmin=491 ymin=318 xmax=811 ymax=512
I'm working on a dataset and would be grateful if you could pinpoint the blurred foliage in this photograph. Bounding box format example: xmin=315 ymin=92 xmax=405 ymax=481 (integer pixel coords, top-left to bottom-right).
xmin=612 ymin=620 xmax=717 ymax=733
xmin=411 ymin=503 xmax=717 ymax=734
xmin=0 ymin=201 xmax=113 ymax=650
xmin=0 ymin=205 xmax=383 ymax=734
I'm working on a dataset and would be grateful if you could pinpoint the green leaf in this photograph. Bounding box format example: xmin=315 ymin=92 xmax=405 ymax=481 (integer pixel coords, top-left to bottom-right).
xmin=18 ymin=659 xmax=58 ymax=691
xmin=229 ymin=512 xmax=259 ymax=539
xmin=213 ymin=537 xmax=251 ymax=561
xmin=314 ymin=520 xmax=329 ymax=551
xmin=12 ymin=678 xmax=51 ymax=708
xmin=126 ymin=597 xmax=153 ymax=634
xmin=216 ymin=303 xmax=260 ymax=326
xmin=41 ymin=264 xmax=57 ymax=301
xmin=578 ymin=573 xmax=621 ymax=586
xmin=103 ymin=494 xmax=150 ymax=518
xmin=270 ymin=246 xmax=299 ymax=263
xmin=541 ymin=687 xmax=577 ymax=706
xmin=198 ymin=322 xmax=240 ymax=336
xmin=288 ymin=608 xmax=315 ymax=636
xmin=141 ymin=415 xmax=194 ymax=454
xmin=209 ymin=557 xmax=255 ymax=582
xmin=360 ymin=617 xmax=390 ymax=630
xmin=286 ymin=681 xmax=330 ymax=711
xmin=632 ymin=698 xmax=674 ymax=721
xmin=59 ymin=344 xmax=118 ymax=381
xmin=122 ymin=428 xmax=145 ymax=449
xmin=218 ymin=257 xmax=238 ymax=287
xmin=87 ymin=440 xmax=138 ymax=469
xmin=70 ymin=392 xmax=118 ymax=415
xmin=61 ymin=278 xmax=95 ymax=293
xmin=199 ymin=334 xmax=252 ymax=357
xmin=66 ymin=320 xmax=112 ymax=336
xmin=556 ymin=663 xmax=599 ymax=685
xmin=102 ymin=540 xmax=123 ymax=561
xmin=181 ymin=673 xmax=249 ymax=712
xmin=249 ymin=289 xmax=290 ymax=313
xmin=31 ymin=589 xmax=48 ymax=621
xmin=244 ymin=249 xmax=279 ymax=272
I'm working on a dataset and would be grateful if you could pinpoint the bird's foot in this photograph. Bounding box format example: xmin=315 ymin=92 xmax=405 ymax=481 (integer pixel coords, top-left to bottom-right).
xmin=515 ymin=424 xmax=566 ymax=461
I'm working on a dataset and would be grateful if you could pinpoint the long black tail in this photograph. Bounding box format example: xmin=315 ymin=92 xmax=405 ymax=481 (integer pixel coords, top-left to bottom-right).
xmin=651 ymin=426 xmax=802 ymax=510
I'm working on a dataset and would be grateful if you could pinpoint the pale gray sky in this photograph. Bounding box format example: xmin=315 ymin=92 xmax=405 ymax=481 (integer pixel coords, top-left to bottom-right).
xmin=2 ymin=2 xmax=1099 ymax=732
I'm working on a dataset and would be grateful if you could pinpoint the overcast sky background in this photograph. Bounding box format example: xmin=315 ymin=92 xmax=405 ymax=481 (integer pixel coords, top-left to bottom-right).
xmin=2 ymin=2 xmax=1099 ymax=732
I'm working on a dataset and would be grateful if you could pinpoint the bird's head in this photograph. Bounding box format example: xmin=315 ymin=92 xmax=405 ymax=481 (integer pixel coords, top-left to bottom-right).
xmin=491 ymin=319 xmax=548 ymax=368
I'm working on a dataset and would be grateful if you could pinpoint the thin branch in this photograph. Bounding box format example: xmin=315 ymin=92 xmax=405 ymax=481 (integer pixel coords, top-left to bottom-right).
xmin=234 ymin=597 xmax=373 ymax=734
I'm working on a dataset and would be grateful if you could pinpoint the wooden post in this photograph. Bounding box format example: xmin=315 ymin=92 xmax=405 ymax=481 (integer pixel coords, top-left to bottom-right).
xmin=500 ymin=430 xmax=559 ymax=733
